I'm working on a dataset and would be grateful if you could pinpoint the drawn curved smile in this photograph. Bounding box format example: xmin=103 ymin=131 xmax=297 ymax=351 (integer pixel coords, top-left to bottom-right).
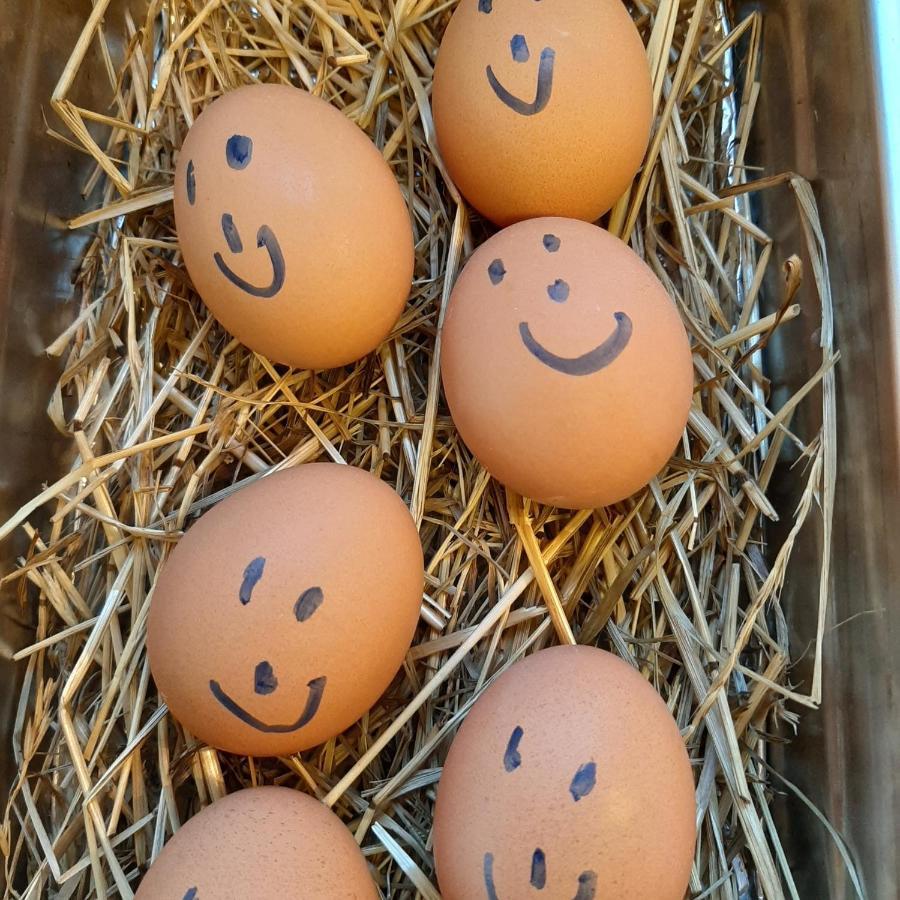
xmin=213 ymin=218 xmax=286 ymax=299
xmin=484 ymin=851 xmax=597 ymax=900
xmin=209 ymin=675 xmax=326 ymax=733
xmin=486 ymin=46 xmax=555 ymax=116
xmin=519 ymin=311 xmax=633 ymax=376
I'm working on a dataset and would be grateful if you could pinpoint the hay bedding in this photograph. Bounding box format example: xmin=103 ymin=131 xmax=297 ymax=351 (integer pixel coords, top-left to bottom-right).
xmin=0 ymin=0 xmax=841 ymax=897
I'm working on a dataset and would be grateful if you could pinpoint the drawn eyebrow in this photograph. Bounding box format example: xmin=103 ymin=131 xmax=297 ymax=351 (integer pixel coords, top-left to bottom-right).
xmin=569 ymin=761 xmax=597 ymax=801
xmin=503 ymin=725 xmax=524 ymax=771
xmin=183 ymin=889 xmax=198 ymax=900
xmin=239 ymin=557 xmax=266 ymax=605
xmin=294 ymin=586 xmax=324 ymax=622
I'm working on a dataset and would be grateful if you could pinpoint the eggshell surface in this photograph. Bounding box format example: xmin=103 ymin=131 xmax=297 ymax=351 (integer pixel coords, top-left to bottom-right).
xmin=135 ymin=786 xmax=377 ymax=899
xmin=433 ymin=645 xmax=697 ymax=900
xmin=433 ymin=0 xmax=653 ymax=225
xmin=174 ymin=83 xmax=414 ymax=369
xmin=147 ymin=464 xmax=423 ymax=756
xmin=440 ymin=217 xmax=693 ymax=509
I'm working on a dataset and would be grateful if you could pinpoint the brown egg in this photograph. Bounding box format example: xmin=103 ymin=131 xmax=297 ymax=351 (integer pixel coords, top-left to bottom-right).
xmin=433 ymin=646 xmax=697 ymax=900
xmin=440 ymin=217 xmax=693 ymax=509
xmin=147 ymin=464 xmax=423 ymax=756
xmin=432 ymin=0 xmax=653 ymax=225
xmin=174 ymin=83 xmax=414 ymax=369
xmin=135 ymin=787 xmax=377 ymax=899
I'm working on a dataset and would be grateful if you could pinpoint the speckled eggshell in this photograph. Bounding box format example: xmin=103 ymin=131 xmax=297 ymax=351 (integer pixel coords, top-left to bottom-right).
xmin=135 ymin=787 xmax=377 ymax=899
xmin=147 ymin=464 xmax=423 ymax=756
xmin=432 ymin=0 xmax=653 ymax=225
xmin=440 ymin=217 xmax=694 ymax=509
xmin=174 ymin=83 xmax=414 ymax=369
xmin=433 ymin=645 xmax=697 ymax=900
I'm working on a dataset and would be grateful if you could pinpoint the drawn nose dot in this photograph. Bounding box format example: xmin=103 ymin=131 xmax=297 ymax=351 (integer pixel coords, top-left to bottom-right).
xmin=547 ymin=279 xmax=569 ymax=302
xmin=530 ymin=848 xmax=547 ymax=889
xmin=221 ymin=213 xmax=244 ymax=254
xmin=510 ymin=34 xmax=530 ymax=63
xmin=254 ymin=660 xmax=278 ymax=695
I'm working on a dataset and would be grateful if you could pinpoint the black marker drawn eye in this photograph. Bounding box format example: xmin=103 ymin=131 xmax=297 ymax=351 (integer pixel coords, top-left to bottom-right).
xmin=478 ymin=0 xmax=492 ymax=12
xmin=503 ymin=725 xmax=524 ymax=772
xmin=543 ymin=233 xmax=560 ymax=252
xmin=226 ymin=134 xmax=253 ymax=169
xmin=488 ymin=259 xmax=506 ymax=285
xmin=569 ymin=761 xmax=597 ymax=801
xmin=183 ymin=889 xmax=198 ymax=900
xmin=239 ymin=557 xmax=266 ymax=605
xmin=186 ymin=160 xmax=196 ymax=205
xmin=294 ymin=586 xmax=324 ymax=622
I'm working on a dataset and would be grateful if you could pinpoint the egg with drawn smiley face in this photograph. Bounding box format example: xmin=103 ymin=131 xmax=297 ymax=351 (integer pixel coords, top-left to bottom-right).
xmin=440 ymin=217 xmax=694 ymax=510
xmin=433 ymin=0 xmax=653 ymax=225
xmin=135 ymin=787 xmax=377 ymax=899
xmin=147 ymin=464 xmax=423 ymax=757
xmin=174 ymin=83 xmax=414 ymax=370
xmin=433 ymin=646 xmax=697 ymax=900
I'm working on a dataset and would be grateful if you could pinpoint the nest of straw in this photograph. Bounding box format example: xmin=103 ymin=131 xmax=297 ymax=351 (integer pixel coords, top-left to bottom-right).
xmin=0 ymin=0 xmax=840 ymax=897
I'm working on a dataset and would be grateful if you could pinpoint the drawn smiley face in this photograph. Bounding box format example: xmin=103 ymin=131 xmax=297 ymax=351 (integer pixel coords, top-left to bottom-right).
xmin=204 ymin=556 xmax=327 ymax=735
xmin=440 ymin=217 xmax=694 ymax=509
xmin=432 ymin=0 xmax=654 ymax=224
xmin=433 ymin=646 xmax=697 ymax=900
xmin=483 ymin=725 xmax=599 ymax=899
xmin=477 ymin=0 xmax=556 ymax=117
xmin=147 ymin=464 xmax=424 ymax=757
xmin=173 ymin=84 xmax=415 ymax=369
xmin=185 ymin=133 xmax=287 ymax=299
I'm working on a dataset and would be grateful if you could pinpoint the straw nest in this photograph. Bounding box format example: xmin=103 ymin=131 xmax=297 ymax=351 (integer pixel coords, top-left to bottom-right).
xmin=0 ymin=1 xmax=843 ymax=898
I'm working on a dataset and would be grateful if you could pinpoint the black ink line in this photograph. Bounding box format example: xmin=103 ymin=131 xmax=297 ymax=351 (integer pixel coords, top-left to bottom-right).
xmin=294 ymin=586 xmax=324 ymax=622
xmin=510 ymin=34 xmax=529 ymax=63
xmin=239 ymin=556 xmax=265 ymax=605
xmin=221 ymin=213 xmax=244 ymax=254
xmin=531 ymin=848 xmax=547 ymax=889
xmin=209 ymin=675 xmax=326 ymax=733
xmin=254 ymin=660 xmax=278 ymax=695
xmin=486 ymin=47 xmax=555 ymax=116
xmin=226 ymin=134 xmax=253 ymax=169
xmin=214 ymin=224 xmax=286 ymax=298
xmin=574 ymin=871 xmax=598 ymax=900
xmin=483 ymin=853 xmax=500 ymax=900
xmin=519 ymin=311 xmax=633 ymax=376
xmin=186 ymin=160 xmax=196 ymax=205
xmin=503 ymin=725 xmax=523 ymax=772
xmin=183 ymin=889 xmax=198 ymax=900
xmin=543 ymin=233 xmax=560 ymax=252
xmin=569 ymin=761 xmax=597 ymax=801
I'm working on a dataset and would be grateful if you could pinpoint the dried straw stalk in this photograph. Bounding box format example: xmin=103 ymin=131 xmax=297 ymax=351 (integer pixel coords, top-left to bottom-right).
xmin=1 ymin=0 xmax=846 ymax=897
